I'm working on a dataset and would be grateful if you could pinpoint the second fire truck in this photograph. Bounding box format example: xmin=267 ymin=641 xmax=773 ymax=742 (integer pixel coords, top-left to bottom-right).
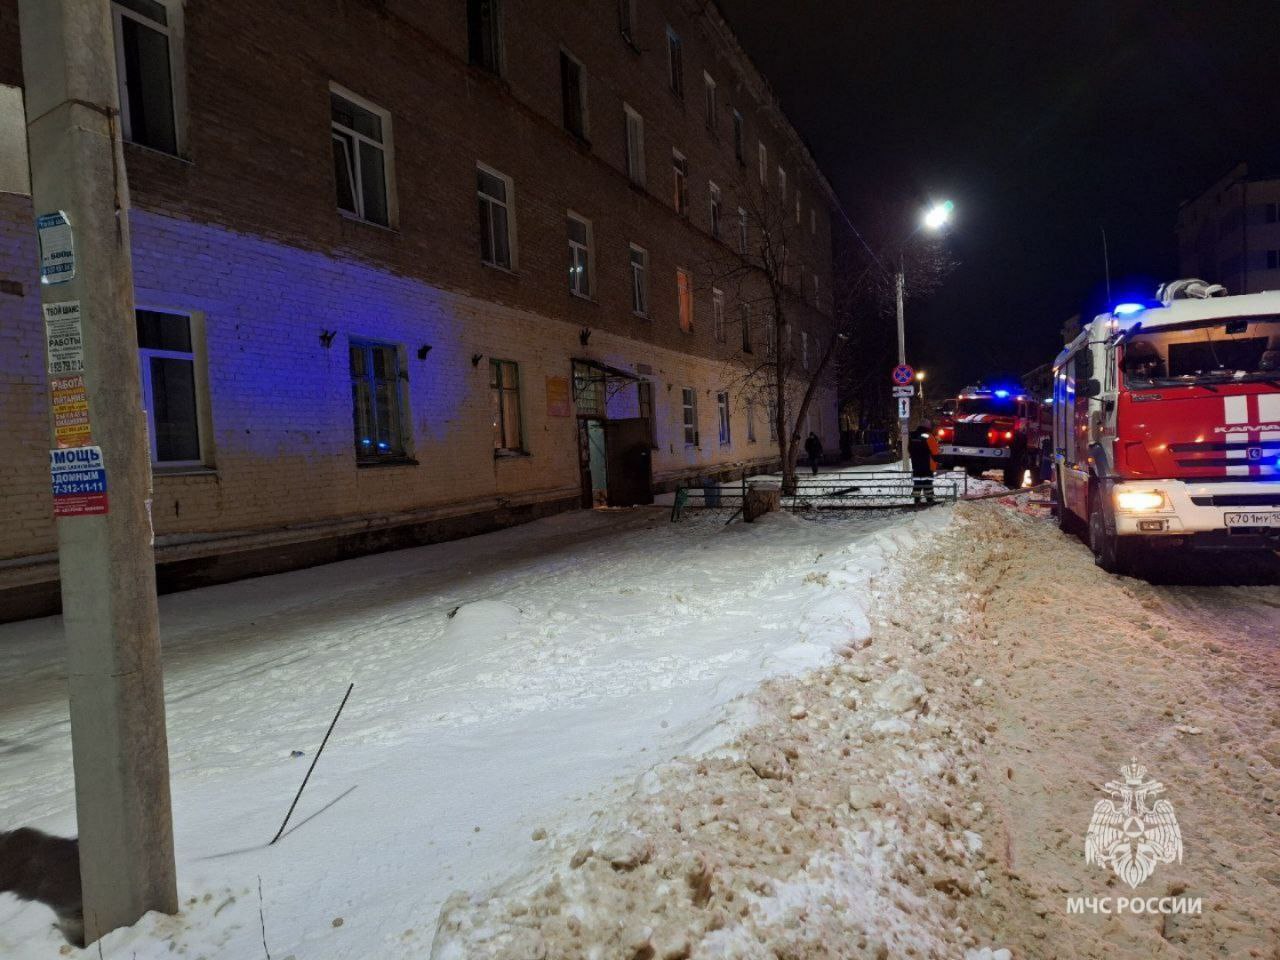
xmin=936 ymin=385 xmax=1044 ymax=487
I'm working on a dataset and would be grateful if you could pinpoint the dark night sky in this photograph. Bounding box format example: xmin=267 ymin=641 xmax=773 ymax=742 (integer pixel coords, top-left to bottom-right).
xmin=717 ymin=0 xmax=1280 ymax=397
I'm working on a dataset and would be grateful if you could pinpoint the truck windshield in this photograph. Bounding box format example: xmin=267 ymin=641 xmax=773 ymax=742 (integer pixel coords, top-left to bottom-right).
xmin=955 ymin=396 xmax=1016 ymax=416
xmin=1122 ymin=316 xmax=1280 ymax=388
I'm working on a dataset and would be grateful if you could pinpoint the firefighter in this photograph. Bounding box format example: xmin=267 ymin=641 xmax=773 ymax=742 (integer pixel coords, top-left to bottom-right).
xmin=908 ymin=419 xmax=939 ymax=504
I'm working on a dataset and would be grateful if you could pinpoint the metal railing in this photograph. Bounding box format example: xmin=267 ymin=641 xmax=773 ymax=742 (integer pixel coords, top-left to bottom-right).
xmin=780 ymin=470 xmax=963 ymax=510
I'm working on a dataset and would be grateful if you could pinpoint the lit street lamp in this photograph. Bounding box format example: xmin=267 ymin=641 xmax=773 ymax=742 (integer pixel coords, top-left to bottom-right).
xmin=915 ymin=370 xmax=926 ymax=408
xmin=895 ymin=201 xmax=952 ymax=471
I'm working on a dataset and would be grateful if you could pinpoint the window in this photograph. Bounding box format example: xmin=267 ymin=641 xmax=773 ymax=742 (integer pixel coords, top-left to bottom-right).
xmin=1268 ymin=250 xmax=1280 ymax=270
xmin=777 ymin=166 xmax=786 ymax=199
xmin=490 ymin=359 xmax=523 ymax=453
xmin=672 ymin=149 xmax=688 ymax=216
xmin=703 ymin=72 xmax=717 ymax=131
xmin=624 ymin=104 xmax=645 ymax=185
xmin=812 ymin=273 xmax=820 ymax=306
xmin=717 ymin=391 xmax=731 ymax=445
xmin=732 ymin=109 xmax=744 ymax=163
xmin=682 ymin=387 xmax=698 ymax=445
xmin=795 ymin=191 xmax=801 ymax=225
xmin=331 ymin=86 xmax=392 ymax=226
xmin=618 ymin=0 xmax=637 ymax=44
xmin=667 ymin=28 xmax=683 ymax=97
xmin=677 ymin=268 xmax=693 ymax=332
xmin=801 ymin=330 xmax=809 ymax=370
xmin=637 ymin=379 xmax=657 ymax=447
xmin=477 ymin=164 xmax=513 ymax=269
xmin=740 ymin=301 xmax=752 ymax=352
xmin=738 ymin=206 xmax=748 ymax=254
xmin=560 ymin=51 xmax=587 ymax=140
xmin=630 ymin=243 xmax=648 ymax=316
xmin=349 ymin=339 xmax=406 ymax=461
xmin=758 ymin=142 xmax=767 ymax=186
xmin=708 ymin=181 xmax=721 ymax=238
xmin=810 ymin=207 xmax=816 ymax=235
xmin=112 ymin=0 xmax=179 ymax=154
xmin=567 ymin=213 xmax=592 ymax=298
xmin=136 ymin=309 xmax=201 ymax=465
xmin=467 ymin=0 xmax=503 ymax=75
xmin=780 ymin=243 xmax=789 ymax=284
xmin=712 ymin=287 xmax=725 ymax=342
xmin=746 ymin=398 xmax=756 ymax=442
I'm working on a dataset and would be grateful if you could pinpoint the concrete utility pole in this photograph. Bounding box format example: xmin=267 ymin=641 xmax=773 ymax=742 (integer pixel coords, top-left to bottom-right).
xmin=895 ymin=264 xmax=909 ymax=472
xmin=19 ymin=0 xmax=178 ymax=944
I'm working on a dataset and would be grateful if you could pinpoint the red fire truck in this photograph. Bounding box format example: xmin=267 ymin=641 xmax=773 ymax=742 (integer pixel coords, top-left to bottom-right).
xmin=1052 ymin=279 xmax=1280 ymax=572
xmin=936 ymin=385 xmax=1044 ymax=487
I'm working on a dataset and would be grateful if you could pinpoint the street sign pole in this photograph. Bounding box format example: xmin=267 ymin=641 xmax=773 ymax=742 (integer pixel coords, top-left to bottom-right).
xmin=19 ymin=0 xmax=178 ymax=944
xmin=894 ymin=265 xmax=909 ymax=472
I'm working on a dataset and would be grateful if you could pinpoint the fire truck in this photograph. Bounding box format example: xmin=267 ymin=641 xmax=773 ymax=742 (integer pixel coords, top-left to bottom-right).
xmin=1052 ymin=279 xmax=1280 ymax=573
xmin=936 ymin=385 xmax=1044 ymax=487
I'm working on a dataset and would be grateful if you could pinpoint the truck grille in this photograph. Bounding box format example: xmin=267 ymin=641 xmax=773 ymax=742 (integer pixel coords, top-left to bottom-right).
xmin=1189 ymin=493 xmax=1280 ymax=507
xmin=954 ymin=422 xmax=989 ymax=446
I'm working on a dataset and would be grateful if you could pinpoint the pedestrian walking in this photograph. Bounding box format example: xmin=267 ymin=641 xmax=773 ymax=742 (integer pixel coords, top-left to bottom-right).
xmin=908 ymin=420 xmax=939 ymax=504
xmin=804 ymin=432 xmax=823 ymax=476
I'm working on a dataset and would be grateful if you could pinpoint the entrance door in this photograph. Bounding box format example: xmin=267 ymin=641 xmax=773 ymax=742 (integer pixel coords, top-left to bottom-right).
xmin=604 ymin=417 xmax=653 ymax=506
xmin=577 ymin=417 xmax=609 ymax=507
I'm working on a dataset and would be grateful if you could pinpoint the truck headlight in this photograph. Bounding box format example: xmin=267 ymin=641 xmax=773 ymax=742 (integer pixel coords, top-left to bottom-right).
xmin=1115 ymin=490 xmax=1166 ymax=512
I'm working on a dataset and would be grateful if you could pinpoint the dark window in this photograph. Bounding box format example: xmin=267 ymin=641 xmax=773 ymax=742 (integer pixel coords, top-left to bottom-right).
xmin=331 ymin=91 xmax=390 ymax=226
xmin=560 ymin=52 xmax=587 ymax=140
xmin=350 ymin=340 xmax=406 ymax=461
xmin=477 ymin=166 xmax=512 ymax=268
xmin=618 ymin=0 xmax=636 ymax=44
xmin=136 ymin=309 xmax=200 ymax=464
xmin=112 ymin=0 xmax=177 ymax=154
xmin=732 ymin=109 xmax=744 ymax=163
xmin=637 ymin=380 xmax=656 ymax=447
xmin=467 ymin=0 xmax=503 ymax=74
xmin=666 ymin=28 xmax=683 ymax=97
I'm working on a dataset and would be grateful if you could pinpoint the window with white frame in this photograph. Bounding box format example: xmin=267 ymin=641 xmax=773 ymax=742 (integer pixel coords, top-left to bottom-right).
xmin=630 ymin=243 xmax=648 ymax=316
xmin=677 ymin=268 xmax=693 ymax=332
xmin=703 ymin=72 xmax=717 ymax=130
xmin=740 ymin=301 xmax=752 ymax=352
xmin=560 ymin=50 xmax=588 ymax=140
xmin=672 ymin=149 xmax=688 ymax=215
xmin=758 ymin=141 xmax=767 ymax=186
xmin=732 ymin=109 xmax=744 ymax=163
xmin=624 ymin=104 xmax=645 ymax=185
xmin=777 ymin=165 xmax=786 ymax=199
xmin=111 ymin=0 xmax=180 ymax=154
xmin=746 ymin=397 xmax=756 ymax=442
xmin=717 ymin=391 xmax=731 ymax=445
xmin=331 ymin=86 xmax=392 ymax=226
xmin=618 ymin=0 xmax=637 ymax=44
xmin=567 ymin=213 xmax=592 ymax=298
xmin=738 ymin=206 xmax=748 ymax=254
xmin=136 ymin=308 xmax=202 ymax=465
xmin=490 ymin=359 xmax=523 ymax=453
xmin=682 ymin=387 xmax=698 ymax=445
xmin=467 ymin=0 xmax=503 ymax=75
xmin=712 ymin=287 xmax=725 ymax=342
xmin=667 ymin=27 xmax=683 ymax=97
xmin=349 ymin=339 xmax=407 ymax=462
xmin=708 ymin=181 xmax=721 ymax=238
xmin=477 ymin=164 xmax=514 ymax=269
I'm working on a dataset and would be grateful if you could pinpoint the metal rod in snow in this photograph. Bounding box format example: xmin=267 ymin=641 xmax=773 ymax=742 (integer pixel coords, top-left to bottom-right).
xmin=269 ymin=683 xmax=354 ymax=845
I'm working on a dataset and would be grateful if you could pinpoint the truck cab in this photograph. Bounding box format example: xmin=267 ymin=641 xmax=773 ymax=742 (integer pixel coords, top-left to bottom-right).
xmin=937 ymin=386 xmax=1042 ymax=487
xmin=1053 ymin=280 xmax=1280 ymax=571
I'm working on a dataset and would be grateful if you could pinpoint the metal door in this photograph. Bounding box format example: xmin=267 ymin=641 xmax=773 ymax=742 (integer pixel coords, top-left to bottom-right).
xmin=604 ymin=418 xmax=653 ymax=506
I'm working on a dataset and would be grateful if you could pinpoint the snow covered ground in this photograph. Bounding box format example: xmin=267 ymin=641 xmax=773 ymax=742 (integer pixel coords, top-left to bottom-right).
xmin=0 ymin=497 xmax=951 ymax=959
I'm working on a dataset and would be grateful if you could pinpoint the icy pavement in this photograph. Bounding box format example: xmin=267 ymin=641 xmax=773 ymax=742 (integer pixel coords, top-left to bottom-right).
xmin=0 ymin=503 xmax=950 ymax=958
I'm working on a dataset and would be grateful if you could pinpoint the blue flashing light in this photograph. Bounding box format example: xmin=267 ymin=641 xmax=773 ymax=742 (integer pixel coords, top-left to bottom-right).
xmin=1113 ymin=302 xmax=1145 ymax=316
xmin=994 ymin=389 xmax=1010 ymax=398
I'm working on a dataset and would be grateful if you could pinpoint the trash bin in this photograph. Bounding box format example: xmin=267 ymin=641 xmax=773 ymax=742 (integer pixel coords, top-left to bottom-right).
xmin=701 ymin=478 xmax=721 ymax=508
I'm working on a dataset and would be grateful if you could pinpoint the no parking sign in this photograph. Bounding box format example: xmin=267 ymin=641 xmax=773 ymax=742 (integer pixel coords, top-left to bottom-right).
xmin=891 ymin=363 xmax=915 ymax=386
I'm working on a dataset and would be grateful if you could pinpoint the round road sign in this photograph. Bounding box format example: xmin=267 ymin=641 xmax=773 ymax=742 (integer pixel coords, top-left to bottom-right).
xmin=891 ymin=363 xmax=915 ymax=386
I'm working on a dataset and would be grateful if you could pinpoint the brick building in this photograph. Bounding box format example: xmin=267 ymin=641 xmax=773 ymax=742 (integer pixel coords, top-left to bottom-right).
xmin=1177 ymin=161 xmax=1280 ymax=295
xmin=0 ymin=0 xmax=842 ymax=618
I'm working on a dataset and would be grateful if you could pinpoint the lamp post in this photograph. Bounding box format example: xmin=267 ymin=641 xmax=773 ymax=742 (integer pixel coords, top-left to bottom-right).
xmin=895 ymin=200 xmax=952 ymax=471
xmin=916 ymin=370 xmax=926 ymax=409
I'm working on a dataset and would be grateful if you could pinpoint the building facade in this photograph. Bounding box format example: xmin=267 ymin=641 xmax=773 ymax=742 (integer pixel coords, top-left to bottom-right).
xmin=1177 ymin=162 xmax=1280 ymax=295
xmin=0 ymin=0 xmax=841 ymax=618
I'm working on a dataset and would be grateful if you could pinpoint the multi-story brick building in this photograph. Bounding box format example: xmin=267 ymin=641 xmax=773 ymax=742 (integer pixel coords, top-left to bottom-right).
xmin=0 ymin=0 xmax=842 ymax=618
xmin=1177 ymin=161 xmax=1280 ymax=295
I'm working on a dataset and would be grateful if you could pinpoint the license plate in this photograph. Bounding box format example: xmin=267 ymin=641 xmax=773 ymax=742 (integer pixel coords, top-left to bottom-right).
xmin=1224 ymin=511 xmax=1280 ymax=528
xmin=939 ymin=445 xmax=1010 ymax=459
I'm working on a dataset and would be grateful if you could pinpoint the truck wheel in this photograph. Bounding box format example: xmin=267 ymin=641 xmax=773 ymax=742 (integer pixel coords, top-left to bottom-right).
xmin=1002 ymin=450 xmax=1024 ymax=489
xmin=1088 ymin=493 xmax=1131 ymax=575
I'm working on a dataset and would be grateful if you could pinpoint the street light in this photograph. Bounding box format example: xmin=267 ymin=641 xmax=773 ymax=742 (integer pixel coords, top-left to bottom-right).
xmin=895 ymin=201 xmax=953 ymax=471
xmin=915 ymin=370 xmax=926 ymax=408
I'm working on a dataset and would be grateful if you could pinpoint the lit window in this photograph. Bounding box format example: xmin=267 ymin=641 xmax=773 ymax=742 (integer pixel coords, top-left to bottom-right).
xmin=477 ymin=164 xmax=514 ymax=269
xmin=630 ymin=243 xmax=648 ymax=316
xmin=111 ymin=0 xmax=180 ymax=154
xmin=667 ymin=27 xmax=683 ymax=97
xmin=136 ymin=309 xmax=202 ymax=465
xmin=672 ymin=149 xmax=688 ymax=216
xmin=708 ymin=181 xmax=721 ymax=238
xmin=331 ymin=86 xmax=392 ymax=226
xmin=717 ymin=391 xmax=731 ymax=445
xmin=624 ymin=104 xmax=645 ymax=185
xmin=467 ymin=0 xmax=503 ymax=74
xmin=677 ymin=268 xmax=693 ymax=332
xmin=703 ymin=72 xmax=717 ymax=130
xmin=712 ymin=287 xmax=725 ymax=343
xmin=490 ymin=359 xmax=523 ymax=454
xmin=682 ymin=387 xmax=698 ymax=445
xmin=567 ymin=213 xmax=592 ymax=298
xmin=349 ymin=340 xmax=406 ymax=462
xmin=560 ymin=51 xmax=587 ymax=140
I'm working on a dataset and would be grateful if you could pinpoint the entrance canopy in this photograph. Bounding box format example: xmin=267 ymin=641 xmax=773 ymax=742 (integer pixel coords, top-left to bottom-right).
xmin=571 ymin=358 xmax=642 ymax=417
